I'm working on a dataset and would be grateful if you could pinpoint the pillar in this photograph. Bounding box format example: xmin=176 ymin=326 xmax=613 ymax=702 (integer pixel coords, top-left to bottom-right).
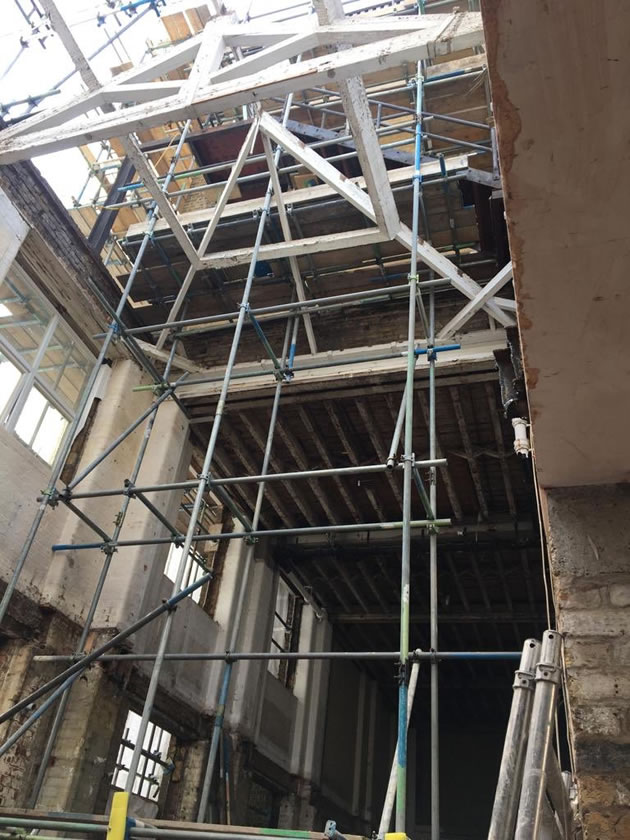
xmin=542 ymin=484 xmax=630 ymax=839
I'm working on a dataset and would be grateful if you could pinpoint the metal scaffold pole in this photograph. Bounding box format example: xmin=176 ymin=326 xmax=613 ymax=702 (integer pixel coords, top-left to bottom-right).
xmin=122 ymin=92 xmax=298 ymax=795
xmin=514 ymin=631 xmax=564 ymax=840
xmin=395 ymin=52 xmax=425 ymax=836
xmin=487 ymin=638 xmax=541 ymax=840
xmin=196 ymin=312 xmax=300 ymax=822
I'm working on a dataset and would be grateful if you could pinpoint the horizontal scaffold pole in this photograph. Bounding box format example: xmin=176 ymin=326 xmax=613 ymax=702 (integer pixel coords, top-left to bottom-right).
xmin=61 ymin=460 xmax=447 ymax=501
xmin=93 ymin=279 xmax=449 ymax=339
xmin=51 ymin=519 xmax=452 ymax=552
xmin=32 ymin=650 xmax=522 ymax=664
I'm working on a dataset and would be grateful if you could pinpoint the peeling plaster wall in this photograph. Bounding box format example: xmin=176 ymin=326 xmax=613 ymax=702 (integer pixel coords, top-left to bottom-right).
xmin=482 ymin=1 xmax=630 ymax=835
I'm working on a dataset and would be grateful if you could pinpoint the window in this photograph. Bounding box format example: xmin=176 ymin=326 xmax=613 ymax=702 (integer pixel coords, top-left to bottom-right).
xmin=112 ymin=710 xmax=173 ymax=801
xmin=268 ymin=576 xmax=303 ymax=688
xmin=0 ymin=264 xmax=94 ymax=464
xmin=164 ymin=542 xmax=208 ymax=604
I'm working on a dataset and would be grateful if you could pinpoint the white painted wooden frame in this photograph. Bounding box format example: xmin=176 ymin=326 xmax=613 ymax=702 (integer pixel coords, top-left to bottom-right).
xmin=0 ymin=13 xmax=483 ymax=162
xmin=0 ymin=6 xmax=515 ymax=335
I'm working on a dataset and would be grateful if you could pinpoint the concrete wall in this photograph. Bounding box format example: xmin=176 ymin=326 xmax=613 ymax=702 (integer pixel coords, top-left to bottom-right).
xmin=0 ymin=429 xmax=68 ymax=616
xmin=542 ymin=484 xmax=630 ymax=839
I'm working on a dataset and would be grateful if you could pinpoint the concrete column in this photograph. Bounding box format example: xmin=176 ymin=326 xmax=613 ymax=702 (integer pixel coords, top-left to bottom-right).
xmin=299 ymin=611 xmax=332 ymax=790
xmin=230 ymin=546 xmax=276 ymax=740
xmin=46 ymin=359 xmax=191 ymax=631
xmin=37 ymin=666 xmax=125 ymax=812
xmin=542 ymin=484 xmax=630 ymax=839
xmin=289 ymin=605 xmax=332 ymax=783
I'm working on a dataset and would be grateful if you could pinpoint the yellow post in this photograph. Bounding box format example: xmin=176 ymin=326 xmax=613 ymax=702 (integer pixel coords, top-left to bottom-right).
xmin=385 ymin=833 xmax=408 ymax=840
xmin=108 ymin=791 xmax=130 ymax=840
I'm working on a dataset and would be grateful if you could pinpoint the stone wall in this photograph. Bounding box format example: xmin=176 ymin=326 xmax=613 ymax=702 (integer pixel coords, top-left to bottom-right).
xmin=543 ymin=484 xmax=630 ymax=840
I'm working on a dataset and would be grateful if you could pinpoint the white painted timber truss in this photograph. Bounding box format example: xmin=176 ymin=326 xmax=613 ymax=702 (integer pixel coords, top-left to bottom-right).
xmin=0 ymin=5 xmax=515 ymax=347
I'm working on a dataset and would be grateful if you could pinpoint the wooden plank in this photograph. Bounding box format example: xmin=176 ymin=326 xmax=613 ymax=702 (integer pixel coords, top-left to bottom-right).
xmin=181 ymin=28 xmax=225 ymax=105
xmin=177 ymin=331 xmax=505 ymax=399
xmin=101 ymin=81 xmax=183 ymax=104
xmin=261 ymin=133 xmax=318 ymax=354
xmin=260 ymin=111 xmax=375 ymax=219
xmin=284 ymin=118 xmax=414 ymax=166
xmin=438 ymin=261 xmax=513 ymax=338
xmin=314 ymin=0 xmax=400 ymax=237
xmin=212 ymin=32 xmax=321 ymax=84
xmin=219 ymin=16 xmax=455 ymax=48
xmin=154 ymin=118 xmax=261 ymax=350
xmin=394 ymin=224 xmax=515 ymax=327
xmin=119 ymin=136 xmax=201 ymax=268
xmin=201 ymin=228 xmax=388 ymax=268
xmin=135 ymin=340 xmax=207 ymax=374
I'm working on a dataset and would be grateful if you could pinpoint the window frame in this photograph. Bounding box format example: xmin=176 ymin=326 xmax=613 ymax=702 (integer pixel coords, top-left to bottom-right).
xmin=164 ymin=541 xmax=210 ymax=604
xmin=112 ymin=710 xmax=173 ymax=803
xmin=268 ymin=574 xmax=303 ymax=690
xmin=0 ymin=263 xmax=95 ymax=463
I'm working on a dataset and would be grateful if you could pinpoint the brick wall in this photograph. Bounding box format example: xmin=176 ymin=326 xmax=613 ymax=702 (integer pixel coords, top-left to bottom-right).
xmin=0 ymin=161 xmax=138 ymax=348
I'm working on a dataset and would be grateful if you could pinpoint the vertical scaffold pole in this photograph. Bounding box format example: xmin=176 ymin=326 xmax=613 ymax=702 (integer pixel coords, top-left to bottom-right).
xmin=395 ymin=58 xmax=425 ymax=836
xmin=196 ymin=314 xmax=299 ymax=822
xmin=379 ymin=660 xmax=420 ymax=836
xmin=487 ymin=638 xmax=541 ymax=840
xmin=515 ymin=631 xmax=563 ymax=840
xmin=429 ymin=286 xmax=440 ymax=840
xmin=124 ymin=94 xmax=297 ymax=793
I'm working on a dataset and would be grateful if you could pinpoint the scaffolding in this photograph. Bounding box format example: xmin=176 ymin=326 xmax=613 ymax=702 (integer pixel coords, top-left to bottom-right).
xmin=0 ymin=1 xmax=554 ymax=838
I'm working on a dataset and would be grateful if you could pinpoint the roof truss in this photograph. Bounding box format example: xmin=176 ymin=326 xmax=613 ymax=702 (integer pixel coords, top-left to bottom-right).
xmin=0 ymin=13 xmax=483 ymax=162
xmin=0 ymin=7 xmax=515 ymax=340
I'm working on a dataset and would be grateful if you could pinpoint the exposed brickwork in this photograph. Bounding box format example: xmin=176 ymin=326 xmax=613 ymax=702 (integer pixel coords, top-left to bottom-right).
xmin=0 ymin=161 xmax=139 ymax=350
xmin=162 ymin=739 xmax=208 ymax=820
xmin=0 ymin=613 xmax=81 ymax=807
xmin=544 ymin=484 xmax=630 ymax=840
xmin=0 ymin=161 xmax=119 ymax=311
xmin=183 ymin=297 xmax=492 ymax=368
